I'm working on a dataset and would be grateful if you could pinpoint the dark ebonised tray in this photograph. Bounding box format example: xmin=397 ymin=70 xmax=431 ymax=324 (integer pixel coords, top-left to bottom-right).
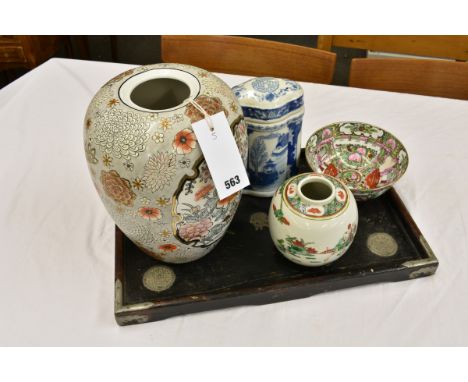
xmin=115 ymin=160 xmax=438 ymax=326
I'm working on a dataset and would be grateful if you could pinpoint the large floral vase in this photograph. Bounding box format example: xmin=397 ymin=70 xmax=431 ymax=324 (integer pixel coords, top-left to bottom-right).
xmin=84 ymin=63 xmax=248 ymax=263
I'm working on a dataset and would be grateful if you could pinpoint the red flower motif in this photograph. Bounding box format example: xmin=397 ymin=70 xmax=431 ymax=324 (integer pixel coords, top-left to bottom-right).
xmin=173 ymin=128 xmax=197 ymax=154
xmin=365 ymin=168 xmax=381 ymax=189
xmin=337 ymin=190 xmax=345 ymax=200
xmin=307 ymin=207 xmax=321 ymax=214
xmin=307 ymin=247 xmax=317 ymax=254
xmin=324 ymin=163 xmax=338 ymax=177
xmin=159 ymin=244 xmax=177 ymax=252
xmin=272 ymin=204 xmax=277 ymax=212
xmin=292 ymin=239 xmax=304 ymax=247
xmin=138 ymin=207 xmax=161 ymax=220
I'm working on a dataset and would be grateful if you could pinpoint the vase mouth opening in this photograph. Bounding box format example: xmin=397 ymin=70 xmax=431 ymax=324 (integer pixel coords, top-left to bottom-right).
xmin=298 ymin=176 xmax=335 ymax=205
xmin=119 ymin=68 xmax=201 ymax=112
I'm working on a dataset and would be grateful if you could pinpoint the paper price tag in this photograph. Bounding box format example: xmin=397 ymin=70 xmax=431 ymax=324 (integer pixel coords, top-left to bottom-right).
xmin=191 ymin=112 xmax=250 ymax=200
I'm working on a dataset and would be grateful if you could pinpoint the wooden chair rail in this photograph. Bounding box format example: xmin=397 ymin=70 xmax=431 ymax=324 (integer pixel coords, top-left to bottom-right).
xmin=318 ymin=35 xmax=468 ymax=61
xmin=162 ymin=35 xmax=337 ymax=84
xmin=349 ymin=57 xmax=468 ymax=100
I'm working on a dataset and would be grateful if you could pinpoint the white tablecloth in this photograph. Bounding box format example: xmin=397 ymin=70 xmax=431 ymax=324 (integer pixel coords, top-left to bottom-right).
xmin=1 ymin=58 xmax=467 ymax=346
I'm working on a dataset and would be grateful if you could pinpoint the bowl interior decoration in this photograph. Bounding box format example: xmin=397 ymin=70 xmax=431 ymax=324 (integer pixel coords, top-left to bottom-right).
xmin=305 ymin=122 xmax=408 ymax=201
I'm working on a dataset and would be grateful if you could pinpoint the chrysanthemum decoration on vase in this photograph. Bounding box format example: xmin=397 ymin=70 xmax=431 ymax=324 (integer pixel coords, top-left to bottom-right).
xmin=84 ymin=63 xmax=248 ymax=263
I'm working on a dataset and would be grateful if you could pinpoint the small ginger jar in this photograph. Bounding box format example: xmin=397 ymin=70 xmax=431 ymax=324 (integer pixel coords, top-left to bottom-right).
xmin=232 ymin=77 xmax=304 ymax=197
xmin=84 ymin=63 xmax=248 ymax=264
xmin=269 ymin=173 xmax=358 ymax=267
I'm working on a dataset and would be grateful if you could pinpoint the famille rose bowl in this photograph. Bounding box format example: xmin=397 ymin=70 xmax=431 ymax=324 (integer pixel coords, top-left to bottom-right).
xmin=305 ymin=121 xmax=409 ymax=201
xmin=269 ymin=173 xmax=358 ymax=267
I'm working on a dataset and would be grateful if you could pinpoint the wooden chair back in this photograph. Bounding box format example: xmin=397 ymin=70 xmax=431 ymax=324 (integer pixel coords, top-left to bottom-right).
xmin=317 ymin=35 xmax=468 ymax=61
xmin=349 ymin=58 xmax=468 ymax=100
xmin=161 ymin=35 xmax=337 ymax=83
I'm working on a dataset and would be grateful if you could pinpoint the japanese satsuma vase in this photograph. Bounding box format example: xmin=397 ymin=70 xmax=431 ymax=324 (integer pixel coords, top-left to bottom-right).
xmin=269 ymin=173 xmax=358 ymax=267
xmin=84 ymin=63 xmax=248 ymax=263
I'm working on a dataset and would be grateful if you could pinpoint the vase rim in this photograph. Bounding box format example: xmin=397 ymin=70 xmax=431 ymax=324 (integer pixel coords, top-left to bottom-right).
xmin=281 ymin=173 xmax=350 ymax=220
xmin=297 ymin=176 xmax=336 ymax=206
xmin=119 ymin=67 xmax=201 ymax=113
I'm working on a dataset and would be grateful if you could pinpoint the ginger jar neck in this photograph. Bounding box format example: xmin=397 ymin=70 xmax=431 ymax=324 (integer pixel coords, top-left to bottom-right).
xmin=283 ymin=173 xmax=349 ymax=219
xmin=297 ymin=176 xmax=335 ymax=207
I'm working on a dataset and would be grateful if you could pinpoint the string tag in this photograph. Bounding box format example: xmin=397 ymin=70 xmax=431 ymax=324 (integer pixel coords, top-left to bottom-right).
xmin=191 ymin=111 xmax=250 ymax=200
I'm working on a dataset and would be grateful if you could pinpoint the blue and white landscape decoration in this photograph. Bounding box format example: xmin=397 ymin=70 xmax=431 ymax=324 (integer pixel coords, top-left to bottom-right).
xmin=233 ymin=77 xmax=304 ymax=197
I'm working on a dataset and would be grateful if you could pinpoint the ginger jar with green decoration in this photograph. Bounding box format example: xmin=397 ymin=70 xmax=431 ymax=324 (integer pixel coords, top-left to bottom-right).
xmin=269 ymin=172 xmax=358 ymax=267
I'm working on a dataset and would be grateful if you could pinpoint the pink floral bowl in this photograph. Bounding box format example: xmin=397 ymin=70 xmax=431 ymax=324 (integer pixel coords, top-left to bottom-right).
xmin=305 ymin=121 xmax=409 ymax=201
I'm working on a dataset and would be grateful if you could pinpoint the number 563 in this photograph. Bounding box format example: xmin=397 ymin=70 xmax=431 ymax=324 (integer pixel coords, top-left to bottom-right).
xmin=224 ymin=175 xmax=240 ymax=189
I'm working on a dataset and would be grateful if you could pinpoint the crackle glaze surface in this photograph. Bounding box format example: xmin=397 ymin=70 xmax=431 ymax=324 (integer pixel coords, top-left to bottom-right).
xmin=269 ymin=173 xmax=358 ymax=267
xmin=305 ymin=121 xmax=408 ymax=201
xmin=84 ymin=63 xmax=248 ymax=263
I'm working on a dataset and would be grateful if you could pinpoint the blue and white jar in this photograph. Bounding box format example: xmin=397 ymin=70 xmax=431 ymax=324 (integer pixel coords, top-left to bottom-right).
xmin=233 ymin=77 xmax=304 ymax=197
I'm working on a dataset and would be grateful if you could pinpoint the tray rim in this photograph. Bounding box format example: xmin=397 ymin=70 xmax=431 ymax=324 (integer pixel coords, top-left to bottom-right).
xmin=114 ymin=187 xmax=438 ymax=324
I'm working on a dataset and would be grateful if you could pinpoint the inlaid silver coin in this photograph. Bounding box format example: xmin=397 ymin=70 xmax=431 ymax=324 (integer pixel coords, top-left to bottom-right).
xmin=142 ymin=265 xmax=176 ymax=292
xmin=367 ymin=232 xmax=398 ymax=257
